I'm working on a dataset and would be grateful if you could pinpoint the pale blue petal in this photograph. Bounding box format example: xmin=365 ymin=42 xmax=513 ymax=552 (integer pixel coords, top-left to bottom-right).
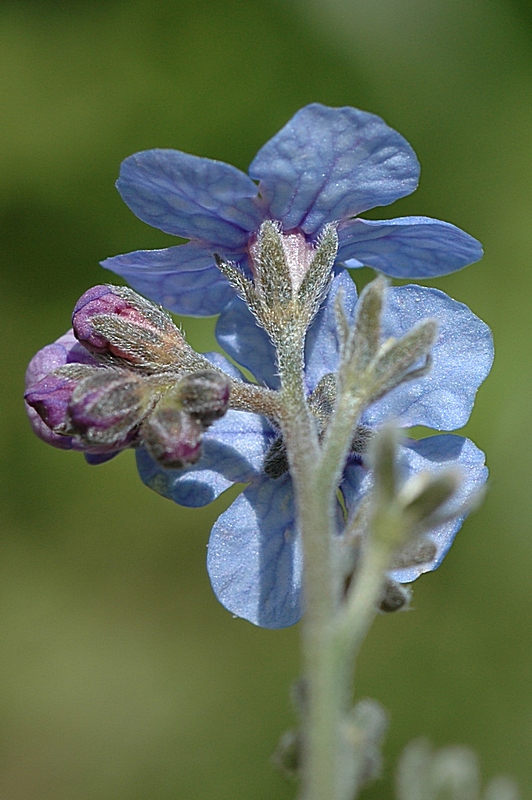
xmin=206 ymin=473 xmax=303 ymax=628
xmin=341 ymin=435 xmax=487 ymax=583
xmin=216 ymin=296 xmax=279 ymax=388
xmin=249 ymin=104 xmax=419 ymax=235
xmin=338 ymin=217 xmax=483 ymax=278
xmin=136 ymin=410 xmax=274 ymax=507
xmin=304 ymin=269 xmax=358 ymax=392
xmin=340 ymin=459 xmax=372 ymax=515
xmin=116 ymin=149 xmax=263 ymax=248
xmin=102 ymin=243 xmax=236 ymax=316
xmin=364 ymin=285 xmax=493 ymax=430
xmin=203 ymin=351 xmax=248 ymax=382
xmin=391 ymin=436 xmax=488 ymax=582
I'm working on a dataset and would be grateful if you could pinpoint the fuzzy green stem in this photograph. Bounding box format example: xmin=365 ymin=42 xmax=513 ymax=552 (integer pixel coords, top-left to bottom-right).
xmin=335 ymin=539 xmax=392 ymax=675
xmin=276 ymin=326 xmax=400 ymax=800
xmin=276 ymin=331 xmax=345 ymax=800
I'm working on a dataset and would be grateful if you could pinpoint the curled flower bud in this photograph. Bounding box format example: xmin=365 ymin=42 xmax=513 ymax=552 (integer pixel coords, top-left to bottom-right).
xmin=66 ymin=370 xmax=157 ymax=449
xmin=24 ymin=330 xmax=100 ymax=449
xmin=72 ymin=284 xmax=192 ymax=372
xmin=399 ymin=469 xmax=463 ymax=525
xmin=379 ymin=579 xmax=411 ymax=613
xmin=25 ymin=367 xmax=94 ymax=433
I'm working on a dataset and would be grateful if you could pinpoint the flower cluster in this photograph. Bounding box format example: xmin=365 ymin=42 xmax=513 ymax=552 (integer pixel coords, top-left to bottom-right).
xmin=25 ymin=104 xmax=492 ymax=628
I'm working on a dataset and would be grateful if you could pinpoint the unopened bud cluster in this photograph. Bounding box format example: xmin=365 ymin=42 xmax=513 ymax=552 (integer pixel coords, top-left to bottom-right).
xmin=335 ymin=276 xmax=437 ymax=411
xmin=25 ymin=285 xmax=230 ymax=467
xmin=349 ymin=426 xmax=478 ymax=614
xmin=397 ymin=739 xmax=520 ymax=800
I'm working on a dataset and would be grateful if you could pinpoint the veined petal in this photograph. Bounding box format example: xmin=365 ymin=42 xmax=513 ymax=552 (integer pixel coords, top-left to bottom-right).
xmin=102 ymin=244 xmax=236 ymax=316
xmin=341 ymin=435 xmax=487 ymax=583
xmin=216 ymin=296 xmax=280 ymax=388
xmin=338 ymin=216 xmax=483 ymax=278
xmin=206 ymin=473 xmax=303 ymax=628
xmin=136 ymin=410 xmax=274 ymax=507
xmin=116 ymin=149 xmax=263 ymax=247
xmin=249 ymin=104 xmax=419 ymax=235
xmin=363 ymin=285 xmax=493 ymax=430
xmin=304 ymin=268 xmax=358 ymax=392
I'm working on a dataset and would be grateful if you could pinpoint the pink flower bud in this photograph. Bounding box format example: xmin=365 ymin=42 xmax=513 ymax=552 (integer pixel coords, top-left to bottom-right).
xmin=140 ymin=371 xmax=230 ymax=469
xmin=72 ymin=284 xmax=189 ymax=372
xmin=142 ymin=407 xmax=204 ymax=469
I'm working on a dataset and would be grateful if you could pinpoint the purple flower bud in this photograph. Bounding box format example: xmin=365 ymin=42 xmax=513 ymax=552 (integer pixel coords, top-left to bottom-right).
xmin=141 ymin=407 xmax=204 ymax=469
xmin=67 ymin=370 xmax=156 ymax=449
xmin=26 ymin=371 xmax=82 ymax=432
xmin=140 ymin=370 xmax=230 ymax=469
xmin=72 ymin=284 xmax=189 ymax=372
xmin=73 ymin=285 xmax=149 ymax=353
xmin=24 ymin=330 xmax=100 ymax=449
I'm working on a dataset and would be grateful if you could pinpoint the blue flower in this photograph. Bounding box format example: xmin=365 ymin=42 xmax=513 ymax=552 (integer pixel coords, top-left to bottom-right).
xmin=136 ymin=270 xmax=493 ymax=628
xmin=102 ymin=104 xmax=482 ymax=318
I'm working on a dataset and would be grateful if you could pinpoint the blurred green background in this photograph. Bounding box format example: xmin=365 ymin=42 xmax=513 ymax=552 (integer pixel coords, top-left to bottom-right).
xmin=2 ymin=0 xmax=531 ymax=797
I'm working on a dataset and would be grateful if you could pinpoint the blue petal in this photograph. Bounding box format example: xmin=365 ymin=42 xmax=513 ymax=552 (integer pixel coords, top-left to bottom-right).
xmin=136 ymin=410 xmax=274 ymax=507
xmin=304 ymin=269 xmax=358 ymax=392
xmin=392 ymin=436 xmax=487 ymax=582
xmin=342 ymin=434 xmax=488 ymax=583
xmin=216 ymin=296 xmax=279 ymax=388
xmin=84 ymin=452 xmax=119 ymax=465
xmin=363 ymin=285 xmax=493 ymax=430
xmin=102 ymin=243 xmax=236 ymax=316
xmin=203 ymin=351 xmax=248 ymax=382
xmin=338 ymin=217 xmax=483 ymax=278
xmin=249 ymin=104 xmax=419 ymax=235
xmin=116 ymin=150 xmax=264 ymax=248
xmin=206 ymin=473 xmax=303 ymax=628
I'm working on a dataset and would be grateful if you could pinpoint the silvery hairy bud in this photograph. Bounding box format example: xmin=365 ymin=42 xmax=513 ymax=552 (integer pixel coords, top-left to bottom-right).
xmin=215 ymin=221 xmax=338 ymax=343
xmin=72 ymin=284 xmax=194 ymax=373
xmin=141 ymin=370 xmax=230 ymax=469
xmin=396 ymin=739 xmax=518 ymax=800
xmin=339 ymin=699 xmax=388 ymax=797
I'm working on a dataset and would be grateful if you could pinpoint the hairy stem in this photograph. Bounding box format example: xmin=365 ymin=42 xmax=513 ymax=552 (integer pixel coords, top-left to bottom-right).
xmin=276 ymin=332 xmax=345 ymax=800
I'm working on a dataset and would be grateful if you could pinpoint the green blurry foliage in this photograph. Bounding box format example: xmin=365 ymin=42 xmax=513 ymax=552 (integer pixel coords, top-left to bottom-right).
xmin=2 ymin=0 xmax=532 ymax=797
